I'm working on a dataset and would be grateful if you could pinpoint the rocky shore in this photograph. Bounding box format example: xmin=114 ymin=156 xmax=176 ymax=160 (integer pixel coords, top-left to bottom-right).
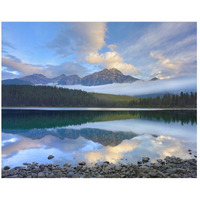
xmin=2 ymin=156 xmax=197 ymax=178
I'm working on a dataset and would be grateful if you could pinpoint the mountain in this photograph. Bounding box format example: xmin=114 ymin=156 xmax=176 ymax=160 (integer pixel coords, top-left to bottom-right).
xmin=58 ymin=75 xmax=81 ymax=85
xmin=5 ymin=68 xmax=139 ymax=86
xmin=81 ymin=68 xmax=139 ymax=86
xmin=50 ymin=74 xmax=81 ymax=85
xmin=150 ymin=77 xmax=159 ymax=81
xmin=20 ymin=74 xmax=50 ymax=84
xmin=3 ymin=128 xmax=138 ymax=146
xmin=2 ymin=78 xmax=33 ymax=85
xmin=50 ymin=74 xmax=67 ymax=83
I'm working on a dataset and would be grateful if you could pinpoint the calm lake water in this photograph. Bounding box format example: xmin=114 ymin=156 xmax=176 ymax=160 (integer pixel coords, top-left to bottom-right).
xmin=2 ymin=109 xmax=197 ymax=168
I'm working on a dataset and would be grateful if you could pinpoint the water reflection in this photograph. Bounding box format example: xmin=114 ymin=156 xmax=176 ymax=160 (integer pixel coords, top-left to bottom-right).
xmin=2 ymin=110 xmax=197 ymax=129
xmin=1 ymin=110 xmax=197 ymax=168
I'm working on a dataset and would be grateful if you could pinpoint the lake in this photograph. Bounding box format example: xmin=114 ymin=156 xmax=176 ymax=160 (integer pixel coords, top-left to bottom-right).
xmin=2 ymin=109 xmax=197 ymax=168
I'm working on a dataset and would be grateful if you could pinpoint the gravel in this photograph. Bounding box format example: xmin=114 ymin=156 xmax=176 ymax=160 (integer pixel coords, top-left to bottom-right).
xmin=2 ymin=156 xmax=197 ymax=178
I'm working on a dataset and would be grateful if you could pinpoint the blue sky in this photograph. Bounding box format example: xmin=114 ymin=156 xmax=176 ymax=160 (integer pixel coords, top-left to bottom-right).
xmin=2 ymin=22 xmax=197 ymax=80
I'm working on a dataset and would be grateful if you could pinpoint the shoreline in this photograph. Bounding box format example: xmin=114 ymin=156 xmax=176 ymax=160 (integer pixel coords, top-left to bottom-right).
xmin=2 ymin=156 xmax=197 ymax=178
xmin=1 ymin=107 xmax=197 ymax=111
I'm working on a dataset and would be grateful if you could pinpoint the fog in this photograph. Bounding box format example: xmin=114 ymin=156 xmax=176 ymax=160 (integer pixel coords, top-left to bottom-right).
xmin=57 ymin=76 xmax=196 ymax=96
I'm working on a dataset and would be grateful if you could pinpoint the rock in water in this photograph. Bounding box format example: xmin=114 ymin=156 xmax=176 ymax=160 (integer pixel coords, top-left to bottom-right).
xmin=142 ymin=157 xmax=150 ymax=163
xmin=4 ymin=166 xmax=10 ymax=170
xmin=48 ymin=155 xmax=54 ymax=159
xmin=78 ymin=162 xmax=86 ymax=166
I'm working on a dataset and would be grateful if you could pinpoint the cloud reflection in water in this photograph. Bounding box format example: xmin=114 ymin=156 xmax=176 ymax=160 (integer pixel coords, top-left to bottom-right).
xmin=2 ymin=129 xmax=196 ymax=167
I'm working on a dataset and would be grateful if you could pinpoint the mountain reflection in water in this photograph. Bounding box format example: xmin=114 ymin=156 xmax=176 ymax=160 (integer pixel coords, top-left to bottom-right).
xmin=2 ymin=110 xmax=197 ymax=168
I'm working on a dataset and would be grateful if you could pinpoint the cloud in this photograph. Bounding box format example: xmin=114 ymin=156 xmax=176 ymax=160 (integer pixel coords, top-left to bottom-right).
xmin=2 ymin=56 xmax=89 ymax=78
xmin=85 ymin=139 xmax=141 ymax=164
xmin=4 ymin=54 xmax=21 ymax=62
xmin=123 ymin=23 xmax=196 ymax=57
xmin=2 ymin=41 xmax=16 ymax=57
xmin=61 ymin=75 xmax=196 ymax=96
xmin=46 ymin=22 xmax=107 ymax=56
xmin=2 ymin=57 xmax=45 ymax=76
xmin=150 ymin=51 xmax=196 ymax=79
xmin=150 ymin=51 xmax=182 ymax=79
xmin=47 ymin=62 xmax=89 ymax=77
xmin=2 ymin=41 xmax=15 ymax=50
xmin=107 ymin=44 xmax=117 ymax=51
xmin=120 ymin=22 xmax=196 ymax=78
xmin=85 ymin=51 xmax=140 ymax=76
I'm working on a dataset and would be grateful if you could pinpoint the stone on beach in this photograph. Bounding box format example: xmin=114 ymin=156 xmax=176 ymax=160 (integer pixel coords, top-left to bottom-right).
xmin=1 ymin=156 xmax=197 ymax=178
xmin=38 ymin=172 xmax=45 ymax=178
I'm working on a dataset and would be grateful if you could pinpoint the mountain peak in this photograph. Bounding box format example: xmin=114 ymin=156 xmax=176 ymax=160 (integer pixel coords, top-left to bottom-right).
xmin=20 ymin=74 xmax=49 ymax=84
xmin=109 ymin=68 xmax=123 ymax=75
xmin=110 ymin=68 xmax=120 ymax=72
xmin=57 ymin=74 xmax=67 ymax=78
xmin=81 ymin=68 xmax=139 ymax=86
xmin=15 ymin=69 xmax=139 ymax=86
xmin=29 ymin=74 xmax=47 ymax=78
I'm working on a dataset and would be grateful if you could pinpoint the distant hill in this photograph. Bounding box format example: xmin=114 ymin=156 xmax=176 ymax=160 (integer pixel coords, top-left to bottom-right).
xmin=20 ymin=74 xmax=49 ymax=84
xmin=2 ymin=68 xmax=139 ymax=86
xmin=49 ymin=74 xmax=81 ymax=85
xmin=2 ymin=78 xmax=33 ymax=85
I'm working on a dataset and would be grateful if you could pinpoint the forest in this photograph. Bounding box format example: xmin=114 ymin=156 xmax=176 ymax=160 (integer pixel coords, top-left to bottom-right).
xmin=2 ymin=85 xmax=197 ymax=108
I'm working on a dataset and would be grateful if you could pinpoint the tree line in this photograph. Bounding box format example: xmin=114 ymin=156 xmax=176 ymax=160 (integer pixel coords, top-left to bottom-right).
xmin=2 ymin=85 xmax=197 ymax=108
xmin=129 ymin=92 xmax=197 ymax=108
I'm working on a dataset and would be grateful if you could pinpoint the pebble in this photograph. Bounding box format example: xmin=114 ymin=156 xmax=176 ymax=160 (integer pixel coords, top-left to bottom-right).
xmin=67 ymin=172 xmax=74 ymax=178
xmin=115 ymin=166 xmax=122 ymax=171
xmin=166 ymin=168 xmax=177 ymax=174
xmin=149 ymin=171 xmax=158 ymax=178
xmin=142 ymin=157 xmax=150 ymax=163
xmin=38 ymin=172 xmax=45 ymax=178
xmin=154 ymin=163 xmax=162 ymax=168
xmin=79 ymin=162 xmax=86 ymax=166
xmin=1 ymin=156 xmax=197 ymax=178
xmin=48 ymin=155 xmax=54 ymax=160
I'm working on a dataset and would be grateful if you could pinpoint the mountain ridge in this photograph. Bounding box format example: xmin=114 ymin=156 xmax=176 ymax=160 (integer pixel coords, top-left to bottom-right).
xmin=2 ymin=68 xmax=139 ymax=86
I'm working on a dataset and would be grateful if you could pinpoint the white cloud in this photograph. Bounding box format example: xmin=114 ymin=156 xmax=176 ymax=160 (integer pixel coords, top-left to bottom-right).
xmin=47 ymin=62 xmax=88 ymax=77
xmin=46 ymin=22 xmax=107 ymax=56
xmin=107 ymin=44 xmax=117 ymax=51
xmin=150 ymin=51 xmax=196 ymax=79
xmin=2 ymin=56 xmax=89 ymax=78
xmin=85 ymin=51 xmax=140 ymax=76
xmin=120 ymin=22 xmax=196 ymax=79
xmin=60 ymin=75 xmax=196 ymax=96
xmin=2 ymin=57 xmax=45 ymax=76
